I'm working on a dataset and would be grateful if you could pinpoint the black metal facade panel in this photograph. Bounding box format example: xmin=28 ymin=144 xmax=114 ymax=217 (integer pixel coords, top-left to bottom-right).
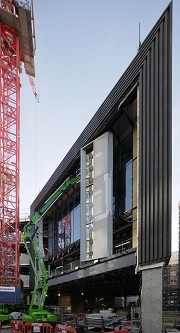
xmin=31 ymin=1 xmax=172 ymax=230
xmin=138 ymin=5 xmax=172 ymax=265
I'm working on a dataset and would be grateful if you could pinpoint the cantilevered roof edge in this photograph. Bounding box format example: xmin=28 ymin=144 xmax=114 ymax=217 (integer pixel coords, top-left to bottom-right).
xmin=31 ymin=1 xmax=172 ymax=213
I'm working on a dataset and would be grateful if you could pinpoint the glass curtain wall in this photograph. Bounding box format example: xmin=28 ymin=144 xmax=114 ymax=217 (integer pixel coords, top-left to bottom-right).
xmin=48 ymin=183 xmax=80 ymax=257
xmin=113 ymin=132 xmax=133 ymax=217
xmin=112 ymin=93 xmax=137 ymax=254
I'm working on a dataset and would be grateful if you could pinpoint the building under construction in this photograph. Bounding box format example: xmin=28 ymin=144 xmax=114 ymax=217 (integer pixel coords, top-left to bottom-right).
xmin=29 ymin=3 xmax=172 ymax=333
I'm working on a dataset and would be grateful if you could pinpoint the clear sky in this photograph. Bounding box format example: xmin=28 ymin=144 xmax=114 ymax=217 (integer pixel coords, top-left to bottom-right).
xmin=20 ymin=0 xmax=180 ymax=251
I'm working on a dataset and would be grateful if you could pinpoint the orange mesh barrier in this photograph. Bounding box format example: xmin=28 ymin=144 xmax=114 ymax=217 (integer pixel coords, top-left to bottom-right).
xmin=55 ymin=324 xmax=76 ymax=333
xmin=55 ymin=324 xmax=67 ymax=333
xmin=24 ymin=322 xmax=53 ymax=333
xmin=10 ymin=320 xmax=16 ymax=332
xmin=10 ymin=320 xmax=24 ymax=333
xmin=64 ymin=326 xmax=76 ymax=333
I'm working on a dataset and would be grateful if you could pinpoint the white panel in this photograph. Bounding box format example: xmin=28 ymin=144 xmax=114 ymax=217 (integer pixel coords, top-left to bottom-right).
xmin=93 ymin=218 xmax=107 ymax=257
xmin=94 ymin=173 xmax=113 ymax=220
xmin=80 ymin=132 xmax=113 ymax=262
xmin=93 ymin=176 xmax=106 ymax=217
xmin=94 ymin=133 xmax=108 ymax=177
xmin=93 ymin=132 xmax=113 ymax=259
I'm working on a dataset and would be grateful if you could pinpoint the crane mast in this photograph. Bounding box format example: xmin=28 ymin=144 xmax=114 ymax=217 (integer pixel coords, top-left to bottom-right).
xmin=0 ymin=20 xmax=20 ymax=287
xmin=0 ymin=0 xmax=35 ymax=297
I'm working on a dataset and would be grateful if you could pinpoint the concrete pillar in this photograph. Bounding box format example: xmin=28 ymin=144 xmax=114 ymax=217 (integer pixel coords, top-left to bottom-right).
xmin=141 ymin=263 xmax=164 ymax=333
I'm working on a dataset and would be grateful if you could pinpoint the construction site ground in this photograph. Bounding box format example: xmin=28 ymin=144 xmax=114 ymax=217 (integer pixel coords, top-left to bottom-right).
xmin=0 ymin=325 xmax=169 ymax=333
xmin=2 ymin=327 xmax=11 ymax=333
xmin=2 ymin=319 xmax=179 ymax=333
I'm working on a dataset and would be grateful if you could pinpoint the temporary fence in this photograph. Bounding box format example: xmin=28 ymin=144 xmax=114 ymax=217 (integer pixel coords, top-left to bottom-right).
xmin=10 ymin=320 xmax=24 ymax=333
xmin=55 ymin=324 xmax=76 ymax=333
xmin=10 ymin=321 xmax=53 ymax=333
xmin=10 ymin=320 xmax=16 ymax=331
xmin=24 ymin=322 xmax=53 ymax=333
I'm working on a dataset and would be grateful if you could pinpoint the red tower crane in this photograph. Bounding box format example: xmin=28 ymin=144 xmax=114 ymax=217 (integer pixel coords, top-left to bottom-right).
xmin=0 ymin=0 xmax=35 ymax=300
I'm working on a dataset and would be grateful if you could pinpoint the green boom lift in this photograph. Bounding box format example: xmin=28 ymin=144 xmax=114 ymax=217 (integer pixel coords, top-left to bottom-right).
xmin=22 ymin=175 xmax=80 ymax=324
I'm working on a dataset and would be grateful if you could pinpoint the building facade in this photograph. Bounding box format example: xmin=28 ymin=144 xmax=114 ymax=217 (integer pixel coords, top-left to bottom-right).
xmin=163 ymin=251 xmax=180 ymax=311
xmin=29 ymin=4 xmax=172 ymax=333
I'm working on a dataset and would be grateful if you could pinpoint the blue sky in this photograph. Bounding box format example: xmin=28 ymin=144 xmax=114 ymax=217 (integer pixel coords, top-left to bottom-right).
xmin=20 ymin=0 xmax=180 ymax=251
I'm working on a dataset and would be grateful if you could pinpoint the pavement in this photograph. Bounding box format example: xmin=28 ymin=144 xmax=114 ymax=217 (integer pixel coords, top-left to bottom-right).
xmin=2 ymin=326 xmax=11 ymax=333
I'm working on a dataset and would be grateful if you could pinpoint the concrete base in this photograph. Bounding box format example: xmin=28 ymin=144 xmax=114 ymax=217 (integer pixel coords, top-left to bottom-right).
xmin=141 ymin=263 xmax=163 ymax=333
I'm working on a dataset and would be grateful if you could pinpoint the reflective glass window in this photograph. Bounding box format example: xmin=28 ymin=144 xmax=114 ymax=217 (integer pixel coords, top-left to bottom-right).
xmin=125 ymin=159 xmax=132 ymax=212
xmin=73 ymin=205 xmax=80 ymax=242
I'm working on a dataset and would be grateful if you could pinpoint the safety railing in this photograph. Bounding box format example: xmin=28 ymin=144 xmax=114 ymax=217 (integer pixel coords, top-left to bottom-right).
xmin=51 ymin=260 xmax=80 ymax=277
xmin=115 ymin=238 xmax=132 ymax=254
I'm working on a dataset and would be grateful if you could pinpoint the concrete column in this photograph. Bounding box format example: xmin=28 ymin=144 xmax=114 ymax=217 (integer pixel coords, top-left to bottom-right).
xmin=141 ymin=263 xmax=164 ymax=333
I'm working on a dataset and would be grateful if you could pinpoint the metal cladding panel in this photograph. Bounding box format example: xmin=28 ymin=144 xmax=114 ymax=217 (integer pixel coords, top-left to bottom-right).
xmin=138 ymin=5 xmax=172 ymax=265
xmin=31 ymin=1 xmax=172 ymax=261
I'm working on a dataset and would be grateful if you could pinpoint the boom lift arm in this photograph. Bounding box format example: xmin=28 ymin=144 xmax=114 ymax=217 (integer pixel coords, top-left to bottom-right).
xmin=24 ymin=224 xmax=48 ymax=315
xmin=23 ymin=175 xmax=80 ymax=322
